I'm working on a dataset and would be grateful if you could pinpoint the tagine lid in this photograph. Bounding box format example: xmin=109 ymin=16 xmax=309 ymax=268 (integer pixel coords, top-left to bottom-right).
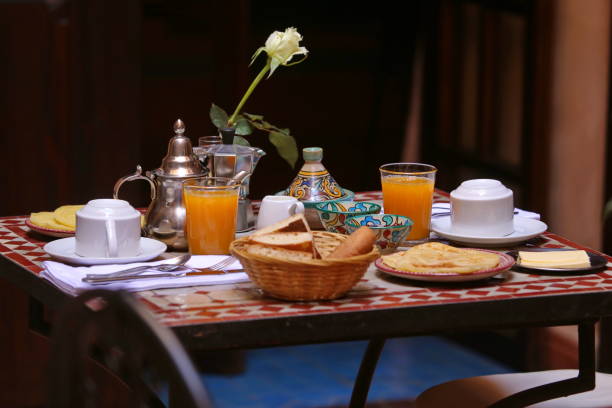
xmin=287 ymin=147 xmax=343 ymax=202
xmin=156 ymin=119 xmax=206 ymax=177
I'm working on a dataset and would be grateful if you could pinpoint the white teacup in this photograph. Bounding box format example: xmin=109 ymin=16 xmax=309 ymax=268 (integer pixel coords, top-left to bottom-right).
xmin=450 ymin=179 xmax=514 ymax=237
xmin=256 ymin=195 xmax=305 ymax=230
xmin=75 ymin=199 xmax=142 ymax=258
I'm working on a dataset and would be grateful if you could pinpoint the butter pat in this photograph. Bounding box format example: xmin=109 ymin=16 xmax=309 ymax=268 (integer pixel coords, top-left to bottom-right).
xmin=518 ymin=250 xmax=590 ymax=269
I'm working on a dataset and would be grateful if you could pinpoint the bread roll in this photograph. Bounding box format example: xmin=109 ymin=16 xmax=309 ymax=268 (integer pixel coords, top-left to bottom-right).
xmin=327 ymin=226 xmax=376 ymax=259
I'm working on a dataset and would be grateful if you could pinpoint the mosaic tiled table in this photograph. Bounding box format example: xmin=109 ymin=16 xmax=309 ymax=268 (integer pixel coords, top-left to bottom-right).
xmin=2 ymin=191 xmax=612 ymax=406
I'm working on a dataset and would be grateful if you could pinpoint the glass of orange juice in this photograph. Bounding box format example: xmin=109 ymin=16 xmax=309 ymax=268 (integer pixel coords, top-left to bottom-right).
xmin=183 ymin=177 xmax=240 ymax=255
xmin=380 ymin=163 xmax=437 ymax=243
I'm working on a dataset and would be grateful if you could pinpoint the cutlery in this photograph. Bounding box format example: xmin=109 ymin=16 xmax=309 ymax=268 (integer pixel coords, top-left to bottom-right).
xmin=82 ymin=267 xmax=245 ymax=284
xmin=83 ymin=255 xmax=238 ymax=283
xmin=204 ymin=256 xmax=237 ymax=271
xmin=84 ymin=253 xmax=193 ymax=280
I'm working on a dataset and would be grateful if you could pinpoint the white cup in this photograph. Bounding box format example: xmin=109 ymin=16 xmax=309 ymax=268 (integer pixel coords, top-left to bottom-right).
xmin=450 ymin=179 xmax=514 ymax=237
xmin=256 ymin=195 xmax=305 ymax=230
xmin=75 ymin=199 xmax=142 ymax=258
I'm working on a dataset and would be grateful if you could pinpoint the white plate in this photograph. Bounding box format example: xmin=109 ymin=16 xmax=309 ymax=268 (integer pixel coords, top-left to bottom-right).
xmin=44 ymin=237 xmax=167 ymax=265
xmin=431 ymin=215 xmax=547 ymax=247
xmin=375 ymin=250 xmax=515 ymax=282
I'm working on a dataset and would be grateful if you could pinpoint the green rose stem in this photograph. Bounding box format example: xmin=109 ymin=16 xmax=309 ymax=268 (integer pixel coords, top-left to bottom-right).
xmin=227 ymin=61 xmax=271 ymax=127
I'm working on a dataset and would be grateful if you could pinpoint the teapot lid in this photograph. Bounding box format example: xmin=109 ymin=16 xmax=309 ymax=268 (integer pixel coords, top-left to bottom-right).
xmin=157 ymin=119 xmax=206 ymax=177
xmin=202 ymin=143 xmax=264 ymax=157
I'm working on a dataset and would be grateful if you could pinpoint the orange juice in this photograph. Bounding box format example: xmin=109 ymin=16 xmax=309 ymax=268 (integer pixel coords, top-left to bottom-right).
xmin=382 ymin=176 xmax=434 ymax=240
xmin=183 ymin=189 xmax=239 ymax=254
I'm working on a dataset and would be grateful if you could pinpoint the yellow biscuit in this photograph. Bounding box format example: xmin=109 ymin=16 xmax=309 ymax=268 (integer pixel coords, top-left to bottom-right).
xmin=382 ymin=242 xmax=500 ymax=274
xmin=53 ymin=205 xmax=84 ymax=228
xmin=30 ymin=211 xmax=74 ymax=231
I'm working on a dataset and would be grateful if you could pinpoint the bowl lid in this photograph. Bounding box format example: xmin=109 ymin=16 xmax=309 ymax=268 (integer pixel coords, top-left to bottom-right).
xmin=451 ymin=179 xmax=513 ymax=200
xmin=78 ymin=199 xmax=140 ymax=218
xmin=287 ymin=147 xmax=344 ymax=201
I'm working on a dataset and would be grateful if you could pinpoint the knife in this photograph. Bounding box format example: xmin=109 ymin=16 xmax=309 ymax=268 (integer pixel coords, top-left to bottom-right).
xmin=82 ymin=268 xmax=245 ymax=284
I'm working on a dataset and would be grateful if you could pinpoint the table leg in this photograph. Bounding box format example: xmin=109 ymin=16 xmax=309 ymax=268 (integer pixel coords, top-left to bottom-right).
xmin=490 ymin=320 xmax=597 ymax=408
xmin=598 ymin=316 xmax=612 ymax=373
xmin=349 ymin=338 xmax=386 ymax=408
xmin=28 ymin=296 xmax=52 ymax=337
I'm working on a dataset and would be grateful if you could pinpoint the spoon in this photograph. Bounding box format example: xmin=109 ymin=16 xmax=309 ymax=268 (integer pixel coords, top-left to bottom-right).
xmin=84 ymin=253 xmax=192 ymax=280
xmin=229 ymin=170 xmax=250 ymax=185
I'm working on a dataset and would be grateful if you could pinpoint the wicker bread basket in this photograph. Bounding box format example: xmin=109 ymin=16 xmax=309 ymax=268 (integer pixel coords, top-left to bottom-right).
xmin=230 ymin=231 xmax=380 ymax=301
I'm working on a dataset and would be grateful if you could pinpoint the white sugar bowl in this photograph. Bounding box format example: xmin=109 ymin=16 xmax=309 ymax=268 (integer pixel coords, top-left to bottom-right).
xmin=450 ymin=179 xmax=514 ymax=237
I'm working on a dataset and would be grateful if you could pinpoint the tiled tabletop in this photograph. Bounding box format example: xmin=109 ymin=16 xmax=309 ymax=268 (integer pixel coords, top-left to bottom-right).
xmin=1 ymin=191 xmax=611 ymax=333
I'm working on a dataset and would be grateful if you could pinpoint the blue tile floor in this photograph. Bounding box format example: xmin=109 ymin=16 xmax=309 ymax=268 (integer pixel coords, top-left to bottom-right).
xmin=199 ymin=336 xmax=516 ymax=408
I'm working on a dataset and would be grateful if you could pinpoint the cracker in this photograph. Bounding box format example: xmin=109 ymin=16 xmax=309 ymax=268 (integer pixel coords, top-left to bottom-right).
xmin=382 ymin=242 xmax=499 ymax=274
xmin=30 ymin=211 xmax=74 ymax=231
xmin=53 ymin=205 xmax=83 ymax=228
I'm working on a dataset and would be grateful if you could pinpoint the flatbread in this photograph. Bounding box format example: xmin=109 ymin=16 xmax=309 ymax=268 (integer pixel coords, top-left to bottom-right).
xmin=29 ymin=211 xmax=74 ymax=231
xmin=53 ymin=205 xmax=83 ymax=228
xmin=382 ymin=242 xmax=500 ymax=274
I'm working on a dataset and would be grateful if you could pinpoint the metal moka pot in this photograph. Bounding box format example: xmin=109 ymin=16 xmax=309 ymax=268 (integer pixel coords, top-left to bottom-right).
xmin=194 ymin=128 xmax=265 ymax=232
xmin=113 ymin=119 xmax=206 ymax=250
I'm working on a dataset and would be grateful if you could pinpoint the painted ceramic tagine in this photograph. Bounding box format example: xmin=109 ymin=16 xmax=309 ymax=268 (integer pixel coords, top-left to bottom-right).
xmin=278 ymin=147 xmax=353 ymax=229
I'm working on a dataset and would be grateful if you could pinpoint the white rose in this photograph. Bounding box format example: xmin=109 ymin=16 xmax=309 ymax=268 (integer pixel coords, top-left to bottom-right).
xmin=251 ymin=27 xmax=308 ymax=76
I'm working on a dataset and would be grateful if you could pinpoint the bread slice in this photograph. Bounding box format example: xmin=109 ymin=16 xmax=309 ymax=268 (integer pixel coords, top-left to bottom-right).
xmin=246 ymin=244 xmax=314 ymax=262
xmin=250 ymin=232 xmax=314 ymax=252
xmin=252 ymin=213 xmax=310 ymax=236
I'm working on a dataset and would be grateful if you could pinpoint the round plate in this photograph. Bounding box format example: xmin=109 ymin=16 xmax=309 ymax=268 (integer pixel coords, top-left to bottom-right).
xmin=507 ymin=248 xmax=608 ymax=275
xmin=375 ymin=250 xmax=515 ymax=282
xmin=26 ymin=218 xmax=75 ymax=238
xmin=431 ymin=215 xmax=547 ymax=247
xmin=44 ymin=237 xmax=167 ymax=265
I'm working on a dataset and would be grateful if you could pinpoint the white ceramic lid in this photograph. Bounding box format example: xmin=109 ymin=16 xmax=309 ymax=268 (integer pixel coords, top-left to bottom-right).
xmin=78 ymin=199 xmax=140 ymax=219
xmin=450 ymin=179 xmax=512 ymax=200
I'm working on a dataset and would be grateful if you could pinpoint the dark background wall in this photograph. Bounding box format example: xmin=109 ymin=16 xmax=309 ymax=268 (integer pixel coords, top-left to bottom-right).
xmin=0 ymin=0 xmax=420 ymax=215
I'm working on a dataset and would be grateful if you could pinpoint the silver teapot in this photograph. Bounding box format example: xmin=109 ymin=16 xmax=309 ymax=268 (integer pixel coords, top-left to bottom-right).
xmin=113 ymin=119 xmax=206 ymax=250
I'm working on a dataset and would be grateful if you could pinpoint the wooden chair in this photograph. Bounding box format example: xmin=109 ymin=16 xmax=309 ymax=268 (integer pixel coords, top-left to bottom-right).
xmin=415 ymin=322 xmax=612 ymax=407
xmin=48 ymin=289 xmax=213 ymax=408
xmin=416 ymin=370 xmax=612 ymax=408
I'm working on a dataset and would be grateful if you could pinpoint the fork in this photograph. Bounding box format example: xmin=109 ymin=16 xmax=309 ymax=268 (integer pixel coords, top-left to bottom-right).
xmin=84 ymin=253 xmax=193 ymax=281
xmin=82 ymin=255 xmax=238 ymax=284
xmin=205 ymin=256 xmax=236 ymax=272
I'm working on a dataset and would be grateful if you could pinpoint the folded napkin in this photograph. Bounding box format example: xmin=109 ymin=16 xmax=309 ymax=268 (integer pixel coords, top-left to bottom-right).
xmin=431 ymin=203 xmax=540 ymax=220
xmin=41 ymin=256 xmax=249 ymax=296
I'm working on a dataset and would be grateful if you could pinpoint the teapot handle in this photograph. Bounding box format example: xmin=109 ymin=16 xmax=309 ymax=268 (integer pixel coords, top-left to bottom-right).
xmin=113 ymin=165 xmax=156 ymax=201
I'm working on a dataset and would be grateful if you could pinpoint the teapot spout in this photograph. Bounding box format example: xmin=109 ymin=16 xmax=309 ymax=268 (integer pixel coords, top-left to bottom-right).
xmin=252 ymin=148 xmax=266 ymax=169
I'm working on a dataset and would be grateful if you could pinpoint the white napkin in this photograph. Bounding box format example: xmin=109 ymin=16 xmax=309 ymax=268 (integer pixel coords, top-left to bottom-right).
xmin=41 ymin=256 xmax=249 ymax=296
xmin=431 ymin=203 xmax=540 ymax=220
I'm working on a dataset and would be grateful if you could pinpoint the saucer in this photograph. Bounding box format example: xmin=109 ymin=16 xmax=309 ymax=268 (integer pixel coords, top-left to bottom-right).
xmin=431 ymin=215 xmax=547 ymax=247
xmin=44 ymin=237 xmax=167 ymax=265
xmin=375 ymin=250 xmax=515 ymax=282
